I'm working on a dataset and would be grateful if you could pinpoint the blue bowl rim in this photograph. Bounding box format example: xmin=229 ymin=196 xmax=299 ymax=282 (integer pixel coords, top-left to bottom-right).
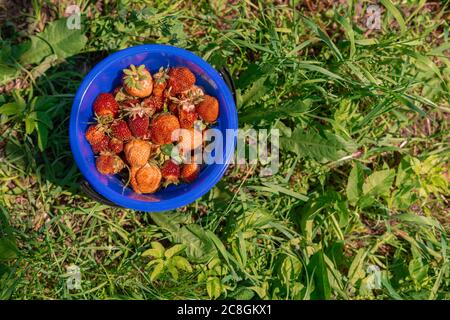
xmin=69 ymin=44 xmax=238 ymax=212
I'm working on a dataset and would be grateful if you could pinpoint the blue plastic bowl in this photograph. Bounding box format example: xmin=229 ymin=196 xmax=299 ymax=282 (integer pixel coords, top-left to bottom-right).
xmin=69 ymin=44 xmax=238 ymax=212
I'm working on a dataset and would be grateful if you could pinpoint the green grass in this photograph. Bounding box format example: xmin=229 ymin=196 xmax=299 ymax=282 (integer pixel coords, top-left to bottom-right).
xmin=0 ymin=0 xmax=449 ymax=300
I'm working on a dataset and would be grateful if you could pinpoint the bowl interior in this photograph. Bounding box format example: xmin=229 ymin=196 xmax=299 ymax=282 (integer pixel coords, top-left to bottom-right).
xmin=70 ymin=45 xmax=236 ymax=211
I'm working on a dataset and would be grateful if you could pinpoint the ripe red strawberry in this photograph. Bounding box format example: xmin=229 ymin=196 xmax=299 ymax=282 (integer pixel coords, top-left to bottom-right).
xmin=85 ymin=124 xmax=106 ymax=146
xmin=125 ymin=102 xmax=155 ymax=138
xmin=181 ymin=162 xmax=200 ymax=183
xmin=128 ymin=115 xmax=149 ymax=138
xmin=93 ymin=93 xmax=119 ymax=118
xmin=91 ymin=135 xmax=110 ymax=154
xmin=196 ymin=95 xmax=219 ymax=123
xmin=178 ymin=107 xmax=198 ymax=129
xmin=161 ymin=160 xmax=180 ymax=184
xmin=167 ymin=67 xmax=196 ymax=95
xmin=111 ymin=119 xmax=132 ymax=141
xmin=109 ymin=137 xmax=124 ymax=154
xmin=143 ymin=95 xmax=164 ymax=113
xmin=123 ymin=64 xmax=153 ymax=98
xmin=150 ymin=114 xmax=180 ymax=145
xmin=96 ymin=153 xmax=125 ymax=175
xmin=152 ymin=67 xmax=169 ymax=97
xmin=169 ymin=102 xmax=179 ymax=116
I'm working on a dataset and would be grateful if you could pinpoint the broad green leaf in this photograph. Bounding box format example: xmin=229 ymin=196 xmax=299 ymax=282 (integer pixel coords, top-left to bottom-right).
xmin=36 ymin=122 xmax=48 ymax=151
xmin=381 ymin=273 xmax=403 ymax=300
xmin=164 ymin=244 xmax=185 ymax=259
xmin=206 ymin=277 xmax=222 ymax=299
xmin=149 ymin=213 xmax=180 ymax=234
xmin=142 ymin=248 xmax=163 ymax=259
xmin=236 ymin=63 xmax=273 ymax=89
xmin=395 ymin=157 xmax=412 ymax=187
xmin=36 ymin=111 xmax=53 ymax=129
xmin=239 ymin=98 xmax=310 ymax=124
xmin=167 ymin=265 xmax=179 ymax=280
xmin=396 ymin=214 xmax=440 ymax=228
xmin=308 ymin=251 xmax=331 ymax=299
xmin=19 ymin=19 xmax=87 ymax=65
xmin=240 ymin=75 xmax=269 ymax=107
xmin=0 ymin=239 xmax=18 ymax=260
xmin=0 ymin=103 xmax=23 ymax=116
xmin=150 ymin=261 xmax=165 ymax=281
xmin=17 ymin=36 xmax=52 ymax=65
xmin=346 ymin=164 xmax=363 ymax=205
xmin=409 ymin=258 xmax=428 ymax=284
xmin=281 ymin=128 xmax=354 ymax=162
xmin=25 ymin=115 xmax=36 ymax=135
xmin=228 ymin=287 xmax=255 ymax=300
xmin=279 ymin=255 xmax=302 ymax=285
xmin=0 ymin=65 xmax=19 ymax=86
xmin=150 ymin=241 xmax=166 ymax=257
xmin=173 ymin=225 xmax=215 ymax=263
xmin=362 ymin=169 xmax=395 ymax=196
xmin=172 ymin=256 xmax=192 ymax=272
xmin=390 ymin=187 xmax=416 ymax=210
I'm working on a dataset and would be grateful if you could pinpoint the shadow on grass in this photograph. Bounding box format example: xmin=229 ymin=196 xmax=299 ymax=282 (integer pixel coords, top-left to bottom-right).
xmin=3 ymin=51 xmax=112 ymax=202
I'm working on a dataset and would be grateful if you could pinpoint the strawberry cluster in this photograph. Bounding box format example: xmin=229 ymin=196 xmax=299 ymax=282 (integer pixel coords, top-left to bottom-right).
xmin=84 ymin=64 xmax=219 ymax=194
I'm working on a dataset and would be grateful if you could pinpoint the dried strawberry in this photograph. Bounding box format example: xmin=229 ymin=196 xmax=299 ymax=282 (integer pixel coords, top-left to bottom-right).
xmin=123 ymin=64 xmax=153 ymax=98
xmin=109 ymin=137 xmax=124 ymax=154
xmin=92 ymin=135 xmax=110 ymax=154
xmin=130 ymin=163 xmax=162 ymax=194
xmin=181 ymin=162 xmax=200 ymax=183
xmin=111 ymin=119 xmax=132 ymax=141
xmin=196 ymin=95 xmax=219 ymax=123
xmin=96 ymin=153 xmax=125 ymax=175
xmin=124 ymin=139 xmax=152 ymax=167
xmin=150 ymin=114 xmax=180 ymax=145
xmin=167 ymin=67 xmax=196 ymax=95
xmin=161 ymin=160 xmax=180 ymax=184
xmin=93 ymin=93 xmax=119 ymax=118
